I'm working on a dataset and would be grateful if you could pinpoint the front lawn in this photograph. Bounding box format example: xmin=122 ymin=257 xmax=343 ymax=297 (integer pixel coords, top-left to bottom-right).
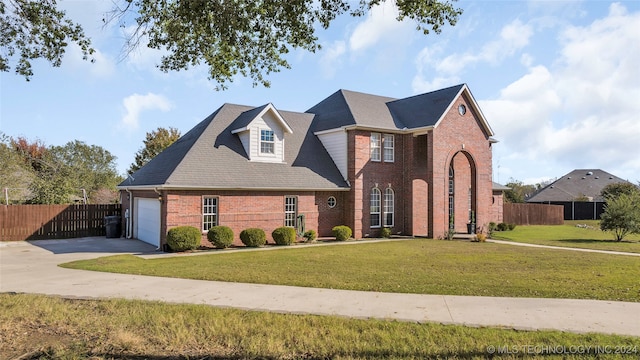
xmin=62 ymin=239 xmax=640 ymax=302
xmin=2 ymin=293 xmax=639 ymax=360
xmin=492 ymin=220 xmax=640 ymax=254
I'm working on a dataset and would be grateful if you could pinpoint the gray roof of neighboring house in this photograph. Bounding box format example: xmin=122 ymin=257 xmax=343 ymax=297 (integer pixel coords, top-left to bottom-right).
xmin=492 ymin=182 xmax=510 ymax=191
xmin=119 ymin=103 xmax=349 ymax=190
xmin=307 ymin=84 xmax=467 ymax=132
xmin=526 ymin=169 xmax=630 ymax=202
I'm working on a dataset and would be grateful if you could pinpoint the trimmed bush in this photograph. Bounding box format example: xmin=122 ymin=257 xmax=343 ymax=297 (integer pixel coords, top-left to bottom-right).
xmin=272 ymin=227 xmax=296 ymax=245
xmin=303 ymin=229 xmax=317 ymax=243
xmin=207 ymin=226 xmax=234 ymax=249
xmin=166 ymin=226 xmax=201 ymax=252
xmin=240 ymin=228 xmax=266 ymax=247
xmin=507 ymin=223 xmax=517 ymax=231
xmin=496 ymin=222 xmax=508 ymax=231
xmin=476 ymin=233 xmax=487 ymax=242
xmin=380 ymin=227 xmax=392 ymax=238
xmin=332 ymin=225 xmax=352 ymax=241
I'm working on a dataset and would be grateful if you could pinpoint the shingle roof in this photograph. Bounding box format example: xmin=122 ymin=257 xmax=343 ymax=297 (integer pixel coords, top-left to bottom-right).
xmin=527 ymin=169 xmax=630 ymax=202
xmin=119 ymin=104 xmax=349 ymax=190
xmin=307 ymin=84 xmax=467 ymax=132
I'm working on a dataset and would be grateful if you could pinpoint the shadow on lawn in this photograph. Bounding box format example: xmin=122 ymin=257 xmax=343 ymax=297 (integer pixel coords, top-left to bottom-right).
xmin=555 ymin=239 xmax=638 ymax=244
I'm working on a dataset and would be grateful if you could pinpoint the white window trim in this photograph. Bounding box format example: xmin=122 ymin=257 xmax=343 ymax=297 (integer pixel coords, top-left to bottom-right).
xmin=370 ymin=133 xmax=381 ymax=162
xmin=284 ymin=195 xmax=297 ymax=227
xmin=384 ymin=188 xmax=394 ymax=227
xmin=202 ymin=196 xmax=218 ymax=232
xmin=260 ymin=129 xmax=275 ymax=155
xmin=383 ymin=134 xmax=394 ymax=163
xmin=370 ymin=188 xmax=381 ymax=228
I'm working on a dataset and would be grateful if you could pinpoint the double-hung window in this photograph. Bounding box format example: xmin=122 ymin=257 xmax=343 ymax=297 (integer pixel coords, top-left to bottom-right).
xmin=384 ymin=188 xmax=394 ymax=227
xmin=284 ymin=196 xmax=297 ymax=227
xmin=383 ymin=134 xmax=394 ymax=162
xmin=260 ymin=129 xmax=275 ymax=154
xmin=370 ymin=133 xmax=381 ymax=161
xmin=202 ymin=197 xmax=218 ymax=231
xmin=370 ymin=188 xmax=381 ymax=228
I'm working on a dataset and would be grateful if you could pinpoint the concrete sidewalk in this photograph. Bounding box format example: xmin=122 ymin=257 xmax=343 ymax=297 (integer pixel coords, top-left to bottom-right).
xmin=1 ymin=237 xmax=638 ymax=337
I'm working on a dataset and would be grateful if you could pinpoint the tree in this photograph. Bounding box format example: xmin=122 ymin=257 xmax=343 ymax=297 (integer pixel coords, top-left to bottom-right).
xmin=128 ymin=127 xmax=180 ymax=174
xmin=599 ymin=191 xmax=640 ymax=241
xmin=0 ymin=0 xmax=94 ymax=80
xmin=504 ymin=179 xmax=537 ymax=203
xmin=49 ymin=140 xmax=122 ymax=203
xmin=601 ymin=182 xmax=639 ymax=201
xmin=0 ymin=132 xmax=35 ymax=203
xmin=3 ymin=0 xmax=462 ymax=86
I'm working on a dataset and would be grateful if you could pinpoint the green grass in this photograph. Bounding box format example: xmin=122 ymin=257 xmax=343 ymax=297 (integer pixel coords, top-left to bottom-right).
xmin=2 ymin=293 xmax=638 ymax=359
xmin=492 ymin=221 xmax=640 ymax=253
xmin=62 ymin=239 xmax=640 ymax=302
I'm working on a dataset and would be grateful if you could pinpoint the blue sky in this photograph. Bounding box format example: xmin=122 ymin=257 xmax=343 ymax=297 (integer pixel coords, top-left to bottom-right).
xmin=1 ymin=0 xmax=639 ymax=185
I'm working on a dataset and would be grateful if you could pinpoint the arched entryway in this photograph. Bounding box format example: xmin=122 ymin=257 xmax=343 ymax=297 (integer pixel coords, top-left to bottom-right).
xmin=448 ymin=151 xmax=477 ymax=234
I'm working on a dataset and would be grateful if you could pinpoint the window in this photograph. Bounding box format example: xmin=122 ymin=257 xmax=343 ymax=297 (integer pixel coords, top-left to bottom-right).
xmin=327 ymin=196 xmax=337 ymax=208
xmin=384 ymin=188 xmax=394 ymax=227
xmin=202 ymin=197 xmax=218 ymax=231
xmin=370 ymin=188 xmax=381 ymax=228
xmin=370 ymin=133 xmax=381 ymax=161
xmin=383 ymin=134 xmax=394 ymax=162
xmin=284 ymin=196 xmax=297 ymax=227
xmin=260 ymin=129 xmax=275 ymax=154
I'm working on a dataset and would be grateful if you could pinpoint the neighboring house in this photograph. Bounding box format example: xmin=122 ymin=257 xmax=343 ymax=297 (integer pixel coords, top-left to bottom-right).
xmin=526 ymin=169 xmax=631 ymax=220
xmin=117 ymin=84 xmax=499 ymax=248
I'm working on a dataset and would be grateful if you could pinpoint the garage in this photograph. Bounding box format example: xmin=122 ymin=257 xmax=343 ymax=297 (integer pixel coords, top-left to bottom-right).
xmin=134 ymin=198 xmax=161 ymax=247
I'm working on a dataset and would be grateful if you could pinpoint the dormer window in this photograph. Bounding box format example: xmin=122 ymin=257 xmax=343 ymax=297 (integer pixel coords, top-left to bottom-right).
xmin=231 ymin=103 xmax=293 ymax=163
xmin=260 ymin=129 xmax=275 ymax=154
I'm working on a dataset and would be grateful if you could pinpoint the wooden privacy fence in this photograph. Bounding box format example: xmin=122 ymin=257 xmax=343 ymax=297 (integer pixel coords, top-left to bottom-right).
xmin=0 ymin=204 xmax=121 ymax=241
xmin=503 ymin=203 xmax=564 ymax=225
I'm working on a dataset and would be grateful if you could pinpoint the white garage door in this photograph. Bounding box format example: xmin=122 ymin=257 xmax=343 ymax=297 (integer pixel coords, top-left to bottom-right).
xmin=135 ymin=198 xmax=161 ymax=247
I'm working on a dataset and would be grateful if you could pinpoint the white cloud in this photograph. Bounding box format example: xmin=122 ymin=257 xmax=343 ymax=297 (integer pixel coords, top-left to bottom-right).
xmin=482 ymin=3 xmax=640 ymax=181
xmin=319 ymin=41 xmax=346 ymax=78
xmin=413 ymin=19 xmax=534 ymax=93
xmin=120 ymin=93 xmax=173 ymax=130
xmin=348 ymin=1 xmax=413 ymax=52
xmin=66 ymin=44 xmax=116 ymax=78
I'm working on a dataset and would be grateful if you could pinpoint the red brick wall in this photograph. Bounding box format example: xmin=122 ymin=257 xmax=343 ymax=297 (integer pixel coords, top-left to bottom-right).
xmin=429 ymin=93 xmax=493 ymax=237
xmin=491 ymin=191 xmax=505 ymax=224
xmin=346 ymin=130 xmax=406 ymax=238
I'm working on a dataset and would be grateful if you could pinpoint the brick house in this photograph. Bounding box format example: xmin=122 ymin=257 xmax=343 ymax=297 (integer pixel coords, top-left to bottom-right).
xmin=118 ymin=84 xmax=500 ymax=248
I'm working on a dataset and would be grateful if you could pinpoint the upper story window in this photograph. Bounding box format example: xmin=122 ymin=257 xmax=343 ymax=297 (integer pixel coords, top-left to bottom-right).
xmin=383 ymin=134 xmax=394 ymax=162
xmin=260 ymin=129 xmax=275 ymax=154
xmin=370 ymin=133 xmax=381 ymax=161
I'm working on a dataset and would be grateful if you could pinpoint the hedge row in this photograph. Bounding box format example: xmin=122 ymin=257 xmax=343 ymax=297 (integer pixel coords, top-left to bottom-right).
xmin=166 ymin=225 xmax=354 ymax=252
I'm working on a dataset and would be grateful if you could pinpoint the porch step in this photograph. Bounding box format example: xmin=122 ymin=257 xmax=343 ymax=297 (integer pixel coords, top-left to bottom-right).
xmin=452 ymin=233 xmax=476 ymax=240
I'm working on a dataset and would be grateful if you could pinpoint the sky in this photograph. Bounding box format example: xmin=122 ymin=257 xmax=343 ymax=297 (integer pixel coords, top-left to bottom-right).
xmin=1 ymin=0 xmax=639 ymax=185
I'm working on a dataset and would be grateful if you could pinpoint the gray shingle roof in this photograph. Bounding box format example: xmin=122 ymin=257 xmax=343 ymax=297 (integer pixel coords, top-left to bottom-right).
xmin=307 ymin=84 xmax=466 ymax=132
xmin=119 ymin=104 xmax=349 ymax=190
xmin=527 ymin=169 xmax=630 ymax=202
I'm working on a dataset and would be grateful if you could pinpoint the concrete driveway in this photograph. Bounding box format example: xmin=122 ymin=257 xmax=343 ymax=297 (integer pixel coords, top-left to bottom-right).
xmin=1 ymin=237 xmax=639 ymax=337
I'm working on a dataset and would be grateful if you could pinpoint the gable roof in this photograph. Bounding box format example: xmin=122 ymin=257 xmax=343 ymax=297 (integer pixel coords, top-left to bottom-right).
xmin=307 ymin=84 xmax=494 ymax=137
xmin=230 ymin=103 xmax=293 ymax=134
xmin=527 ymin=169 xmax=630 ymax=202
xmin=119 ymin=103 xmax=348 ymax=190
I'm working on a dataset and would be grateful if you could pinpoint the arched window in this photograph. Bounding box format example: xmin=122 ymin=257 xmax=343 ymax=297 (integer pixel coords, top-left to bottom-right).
xmin=370 ymin=188 xmax=381 ymax=228
xmin=384 ymin=188 xmax=394 ymax=227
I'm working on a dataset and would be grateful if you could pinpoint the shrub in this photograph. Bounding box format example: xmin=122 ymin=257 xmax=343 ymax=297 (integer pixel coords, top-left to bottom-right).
xmin=272 ymin=227 xmax=296 ymax=245
xmin=166 ymin=226 xmax=201 ymax=252
xmin=380 ymin=227 xmax=392 ymax=238
xmin=476 ymin=233 xmax=487 ymax=242
xmin=487 ymin=222 xmax=497 ymax=237
xmin=303 ymin=229 xmax=317 ymax=243
xmin=207 ymin=226 xmax=234 ymax=249
xmin=240 ymin=228 xmax=266 ymax=247
xmin=507 ymin=223 xmax=517 ymax=231
xmin=332 ymin=225 xmax=352 ymax=241
xmin=496 ymin=222 xmax=508 ymax=231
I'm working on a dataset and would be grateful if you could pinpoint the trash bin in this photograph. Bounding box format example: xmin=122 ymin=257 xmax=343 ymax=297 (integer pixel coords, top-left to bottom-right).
xmin=104 ymin=215 xmax=121 ymax=238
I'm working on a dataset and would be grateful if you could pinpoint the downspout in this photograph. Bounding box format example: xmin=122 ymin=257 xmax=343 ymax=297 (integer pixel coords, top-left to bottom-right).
xmin=154 ymin=187 xmax=162 ymax=251
xmin=125 ymin=188 xmax=132 ymax=239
